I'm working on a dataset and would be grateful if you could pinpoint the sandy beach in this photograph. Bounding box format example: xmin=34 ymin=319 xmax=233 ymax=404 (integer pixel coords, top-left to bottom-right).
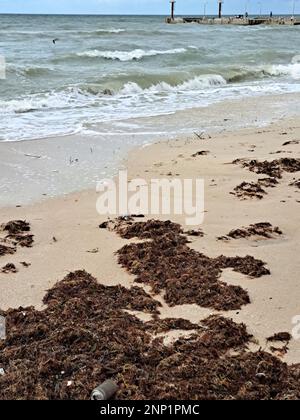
xmin=1 ymin=92 xmax=300 ymax=207
xmin=1 ymin=113 xmax=299 ymax=371
xmin=2 ymin=6 xmax=300 ymax=401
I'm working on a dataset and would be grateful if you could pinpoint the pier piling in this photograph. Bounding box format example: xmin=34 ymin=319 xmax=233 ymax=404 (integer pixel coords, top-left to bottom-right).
xmin=218 ymin=1 xmax=223 ymax=19
xmin=170 ymin=0 xmax=176 ymax=20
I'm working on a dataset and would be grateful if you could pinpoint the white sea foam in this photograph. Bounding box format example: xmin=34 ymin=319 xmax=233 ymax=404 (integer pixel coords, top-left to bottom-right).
xmin=77 ymin=48 xmax=187 ymax=61
xmin=292 ymin=55 xmax=300 ymax=64
xmin=265 ymin=62 xmax=300 ymax=80
xmin=96 ymin=28 xmax=125 ymax=34
xmin=120 ymin=75 xmax=227 ymax=95
xmin=0 ymin=88 xmax=89 ymax=114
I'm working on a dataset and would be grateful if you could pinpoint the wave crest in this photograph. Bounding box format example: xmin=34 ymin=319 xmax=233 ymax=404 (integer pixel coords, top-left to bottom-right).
xmin=77 ymin=48 xmax=187 ymax=61
xmin=265 ymin=63 xmax=300 ymax=80
xmin=120 ymin=75 xmax=227 ymax=95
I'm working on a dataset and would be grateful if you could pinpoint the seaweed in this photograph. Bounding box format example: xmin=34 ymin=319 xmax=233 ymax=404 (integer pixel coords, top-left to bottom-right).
xmin=289 ymin=179 xmax=300 ymax=189
xmin=233 ymin=158 xmax=300 ymax=179
xmin=218 ymin=223 xmax=282 ymax=240
xmin=282 ymin=140 xmax=299 ymax=146
xmin=109 ymin=219 xmax=270 ymax=311
xmin=0 ymin=220 xmax=34 ymax=256
xmin=0 ymin=244 xmax=16 ymax=257
xmin=231 ymin=181 xmax=267 ymax=200
xmin=0 ymin=271 xmax=299 ymax=400
xmin=191 ymin=151 xmax=210 ymax=157
xmin=2 ymin=220 xmax=30 ymax=235
xmin=267 ymin=332 xmax=292 ymax=343
xmin=1 ymin=263 xmax=18 ymax=274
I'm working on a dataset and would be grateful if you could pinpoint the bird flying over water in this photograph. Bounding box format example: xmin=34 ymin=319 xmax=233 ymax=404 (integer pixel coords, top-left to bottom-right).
xmin=52 ymin=38 xmax=59 ymax=45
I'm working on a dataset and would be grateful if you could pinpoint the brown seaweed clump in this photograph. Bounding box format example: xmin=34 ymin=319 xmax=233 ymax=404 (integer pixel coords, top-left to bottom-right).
xmin=0 ymin=220 xmax=34 ymax=255
xmin=282 ymin=140 xmax=299 ymax=146
xmin=267 ymin=333 xmax=292 ymax=358
xmin=0 ymin=244 xmax=16 ymax=257
xmin=289 ymin=179 xmax=300 ymax=189
xmin=191 ymin=150 xmax=210 ymax=157
xmin=231 ymin=181 xmax=267 ymax=200
xmin=232 ymin=158 xmax=300 ymax=199
xmin=2 ymin=220 xmax=30 ymax=235
xmin=108 ymin=218 xmax=270 ymax=311
xmin=233 ymin=158 xmax=300 ymax=179
xmin=0 ymin=270 xmax=299 ymax=400
xmin=267 ymin=332 xmax=292 ymax=343
xmin=258 ymin=177 xmax=279 ymax=188
xmin=1 ymin=263 xmax=18 ymax=274
xmin=218 ymin=223 xmax=282 ymax=241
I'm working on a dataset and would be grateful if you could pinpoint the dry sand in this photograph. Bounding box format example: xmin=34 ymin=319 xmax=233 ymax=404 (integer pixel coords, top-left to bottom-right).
xmin=0 ymin=117 xmax=299 ymax=364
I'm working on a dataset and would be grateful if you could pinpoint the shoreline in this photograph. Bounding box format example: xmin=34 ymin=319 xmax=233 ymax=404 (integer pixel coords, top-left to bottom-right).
xmin=0 ymin=115 xmax=299 ymax=365
xmin=1 ymin=91 xmax=300 ymax=207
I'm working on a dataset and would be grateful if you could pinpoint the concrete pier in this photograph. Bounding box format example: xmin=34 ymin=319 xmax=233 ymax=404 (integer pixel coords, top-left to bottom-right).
xmin=165 ymin=16 xmax=300 ymax=26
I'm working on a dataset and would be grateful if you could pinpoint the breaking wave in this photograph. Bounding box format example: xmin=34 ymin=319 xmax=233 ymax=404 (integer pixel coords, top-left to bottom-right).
xmin=2 ymin=57 xmax=300 ymax=119
xmin=77 ymin=48 xmax=188 ymax=61
xmin=266 ymin=62 xmax=300 ymax=80
xmin=227 ymin=61 xmax=300 ymax=82
xmin=94 ymin=28 xmax=125 ymax=34
xmin=0 ymin=75 xmax=227 ymax=116
xmin=120 ymin=75 xmax=227 ymax=95
xmin=7 ymin=64 xmax=55 ymax=77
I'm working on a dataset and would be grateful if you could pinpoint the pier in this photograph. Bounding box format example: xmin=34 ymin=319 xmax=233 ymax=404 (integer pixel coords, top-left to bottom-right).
xmin=166 ymin=1 xmax=300 ymax=26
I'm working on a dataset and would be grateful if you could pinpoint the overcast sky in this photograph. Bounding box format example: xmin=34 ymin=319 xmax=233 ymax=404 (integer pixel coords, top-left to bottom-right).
xmin=0 ymin=1 xmax=298 ymax=16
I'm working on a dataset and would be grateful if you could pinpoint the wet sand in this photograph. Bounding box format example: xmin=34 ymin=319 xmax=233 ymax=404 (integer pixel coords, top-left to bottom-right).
xmin=0 ymin=117 xmax=300 ymax=365
xmin=1 ymin=92 xmax=300 ymax=207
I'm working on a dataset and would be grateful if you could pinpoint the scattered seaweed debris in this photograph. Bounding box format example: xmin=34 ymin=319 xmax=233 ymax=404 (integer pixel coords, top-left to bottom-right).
xmin=0 ymin=244 xmax=16 ymax=257
xmin=2 ymin=220 xmax=30 ymax=235
xmin=184 ymin=229 xmax=204 ymax=238
xmin=231 ymin=181 xmax=267 ymax=200
xmin=106 ymin=218 xmax=270 ymax=311
xmin=20 ymin=261 xmax=31 ymax=268
xmin=267 ymin=333 xmax=292 ymax=358
xmin=282 ymin=140 xmax=299 ymax=146
xmin=0 ymin=269 xmax=299 ymax=400
xmin=269 ymin=345 xmax=289 ymax=358
xmin=258 ymin=177 xmax=279 ymax=188
xmin=0 ymin=220 xmax=34 ymax=253
xmin=99 ymin=221 xmax=109 ymax=229
xmin=6 ymin=233 xmax=34 ymax=248
xmin=218 ymin=223 xmax=282 ymax=241
xmin=267 ymin=332 xmax=292 ymax=343
xmin=1 ymin=263 xmax=18 ymax=274
xmin=290 ymin=179 xmax=300 ymax=189
xmin=233 ymin=158 xmax=300 ymax=179
xmin=191 ymin=151 xmax=210 ymax=157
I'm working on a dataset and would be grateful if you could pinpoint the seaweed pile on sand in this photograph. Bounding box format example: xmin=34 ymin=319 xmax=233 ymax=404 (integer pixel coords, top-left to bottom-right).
xmin=104 ymin=218 xmax=270 ymax=311
xmin=0 ymin=270 xmax=299 ymax=400
xmin=218 ymin=223 xmax=282 ymax=241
